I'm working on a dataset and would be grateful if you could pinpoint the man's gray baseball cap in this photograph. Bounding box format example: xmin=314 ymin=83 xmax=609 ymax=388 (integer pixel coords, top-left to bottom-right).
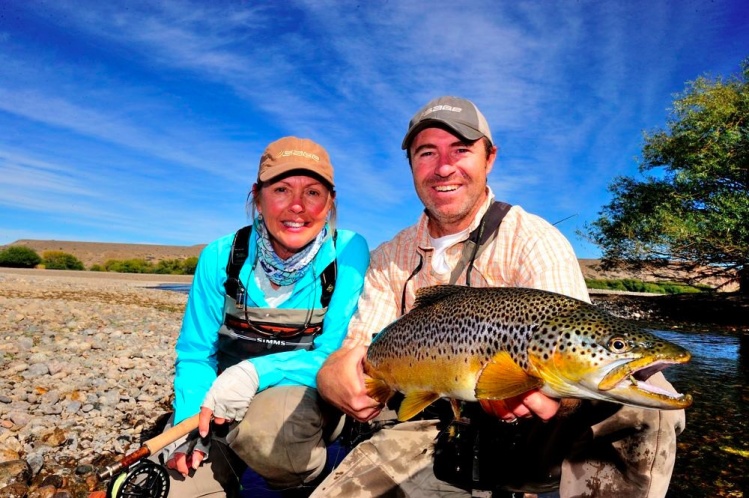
xmin=401 ymin=96 xmax=493 ymax=150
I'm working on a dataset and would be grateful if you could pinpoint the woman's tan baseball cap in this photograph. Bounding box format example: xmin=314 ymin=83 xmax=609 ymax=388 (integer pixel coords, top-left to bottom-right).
xmin=257 ymin=136 xmax=334 ymax=187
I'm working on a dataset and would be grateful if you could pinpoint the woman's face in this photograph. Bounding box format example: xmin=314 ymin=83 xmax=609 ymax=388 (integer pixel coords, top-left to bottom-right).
xmin=256 ymin=174 xmax=333 ymax=260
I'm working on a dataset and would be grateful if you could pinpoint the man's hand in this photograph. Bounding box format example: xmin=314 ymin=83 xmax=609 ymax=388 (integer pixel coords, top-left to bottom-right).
xmin=316 ymin=345 xmax=383 ymax=422
xmin=480 ymin=389 xmax=560 ymax=422
xmin=199 ymin=360 xmax=259 ymax=437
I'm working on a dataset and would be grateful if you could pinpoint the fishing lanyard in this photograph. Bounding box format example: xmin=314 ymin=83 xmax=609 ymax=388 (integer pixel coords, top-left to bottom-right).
xmin=398 ymin=201 xmax=512 ymax=316
xmin=399 ymin=219 xmax=485 ymax=317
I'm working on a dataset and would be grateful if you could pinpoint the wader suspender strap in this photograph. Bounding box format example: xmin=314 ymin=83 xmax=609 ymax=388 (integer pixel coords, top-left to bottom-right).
xmin=224 ymin=225 xmax=253 ymax=299
xmin=223 ymin=225 xmax=337 ymax=306
xmin=400 ymin=202 xmax=512 ymax=315
xmin=449 ymin=201 xmax=512 ymax=286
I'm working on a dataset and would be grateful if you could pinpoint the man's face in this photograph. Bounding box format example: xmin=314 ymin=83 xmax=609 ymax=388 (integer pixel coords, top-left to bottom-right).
xmin=409 ymin=127 xmax=496 ymax=236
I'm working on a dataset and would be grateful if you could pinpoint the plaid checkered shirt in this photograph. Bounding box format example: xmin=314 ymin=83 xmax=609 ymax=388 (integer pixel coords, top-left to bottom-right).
xmin=343 ymin=189 xmax=589 ymax=348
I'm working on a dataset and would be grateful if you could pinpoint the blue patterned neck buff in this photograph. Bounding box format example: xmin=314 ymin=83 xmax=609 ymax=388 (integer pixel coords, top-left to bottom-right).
xmin=254 ymin=216 xmax=328 ymax=286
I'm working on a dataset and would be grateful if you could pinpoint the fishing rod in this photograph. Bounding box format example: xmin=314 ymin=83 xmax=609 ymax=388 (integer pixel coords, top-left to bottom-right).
xmin=95 ymin=413 xmax=199 ymax=498
xmin=552 ymin=213 xmax=578 ymax=226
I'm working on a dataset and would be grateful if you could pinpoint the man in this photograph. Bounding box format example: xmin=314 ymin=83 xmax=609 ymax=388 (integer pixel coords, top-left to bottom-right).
xmin=312 ymin=96 xmax=685 ymax=497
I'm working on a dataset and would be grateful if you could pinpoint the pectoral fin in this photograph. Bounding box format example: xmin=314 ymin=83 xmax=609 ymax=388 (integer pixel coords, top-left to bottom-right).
xmin=475 ymin=351 xmax=543 ymax=400
xmin=398 ymin=391 xmax=441 ymax=421
xmin=364 ymin=377 xmax=395 ymax=405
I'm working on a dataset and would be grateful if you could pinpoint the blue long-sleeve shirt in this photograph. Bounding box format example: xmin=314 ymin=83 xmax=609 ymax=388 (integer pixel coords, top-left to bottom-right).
xmin=173 ymin=226 xmax=369 ymax=423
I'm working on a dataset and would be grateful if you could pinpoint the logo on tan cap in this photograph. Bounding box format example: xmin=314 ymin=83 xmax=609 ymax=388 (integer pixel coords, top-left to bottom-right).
xmin=278 ymin=150 xmax=321 ymax=162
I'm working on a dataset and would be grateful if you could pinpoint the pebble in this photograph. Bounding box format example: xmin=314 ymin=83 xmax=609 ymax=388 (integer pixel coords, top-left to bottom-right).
xmin=0 ymin=270 xmax=186 ymax=495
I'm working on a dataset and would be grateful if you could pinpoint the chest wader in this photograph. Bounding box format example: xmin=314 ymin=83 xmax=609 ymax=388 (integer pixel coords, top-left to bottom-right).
xmin=216 ymin=225 xmax=337 ymax=372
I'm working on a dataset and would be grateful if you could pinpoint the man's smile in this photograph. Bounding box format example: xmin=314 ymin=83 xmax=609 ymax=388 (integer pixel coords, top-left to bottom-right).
xmin=433 ymin=185 xmax=461 ymax=192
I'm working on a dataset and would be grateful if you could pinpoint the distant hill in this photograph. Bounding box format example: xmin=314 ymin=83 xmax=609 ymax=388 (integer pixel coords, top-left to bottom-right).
xmin=8 ymin=240 xmax=611 ymax=277
xmin=4 ymin=240 xmax=206 ymax=268
xmin=3 ymin=240 xmax=735 ymax=290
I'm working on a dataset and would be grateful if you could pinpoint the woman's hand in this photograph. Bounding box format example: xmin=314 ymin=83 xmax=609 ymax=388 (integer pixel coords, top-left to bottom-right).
xmin=161 ymin=428 xmax=210 ymax=477
xmin=165 ymin=445 xmax=207 ymax=476
xmin=480 ymin=389 xmax=560 ymax=422
xmin=317 ymin=345 xmax=383 ymax=422
xmin=199 ymin=361 xmax=259 ymax=437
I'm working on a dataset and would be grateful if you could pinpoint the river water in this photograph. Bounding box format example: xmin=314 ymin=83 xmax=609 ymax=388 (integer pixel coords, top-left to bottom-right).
xmin=653 ymin=329 xmax=747 ymax=497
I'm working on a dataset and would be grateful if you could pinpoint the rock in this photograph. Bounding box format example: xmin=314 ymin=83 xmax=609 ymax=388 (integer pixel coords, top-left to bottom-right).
xmin=40 ymin=429 xmax=67 ymax=448
xmin=62 ymin=401 xmax=81 ymax=415
xmin=0 ymin=460 xmax=31 ymax=488
xmin=26 ymin=485 xmax=56 ymax=498
xmin=38 ymin=475 xmax=64 ymax=489
xmin=16 ymin=338 xmax=34 ymax=351
xmin=26 ymin=453 xmax=44 ymax=476
xmin=0 ymin=482 xmax=29 ymax=498
xmin=24 ymin=364 xmax=49 ymax=378
xmin=39 ymin=392 xmax=60 ymax=406
xmin=8 ymin=413 xmax=31 ymax=428
xmin=73 ymin=465 xmax=94 ymax=476
xmin=0 ymin=451 xmax=20 ymax=464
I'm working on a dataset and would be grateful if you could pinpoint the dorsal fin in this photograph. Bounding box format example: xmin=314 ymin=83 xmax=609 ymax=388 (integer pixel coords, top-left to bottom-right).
xmin=413 ymin=285 xmax=465 ymax=309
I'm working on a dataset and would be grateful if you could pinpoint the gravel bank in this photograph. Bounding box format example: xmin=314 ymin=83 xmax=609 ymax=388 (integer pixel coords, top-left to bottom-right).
xmin=0 ymin=269 xmax=188 ymax=496
xmin=1 ymin=269 xmax=744 ymax=496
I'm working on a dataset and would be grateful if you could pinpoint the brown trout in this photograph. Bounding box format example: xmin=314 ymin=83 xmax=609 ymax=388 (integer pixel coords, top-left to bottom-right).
xmin=364 ymin=285 xmax=693 ymax=421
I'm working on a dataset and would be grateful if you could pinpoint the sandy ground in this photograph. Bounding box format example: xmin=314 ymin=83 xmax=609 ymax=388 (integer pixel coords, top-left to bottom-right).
xmin=0 ymin=267 xmax=193 ymax=285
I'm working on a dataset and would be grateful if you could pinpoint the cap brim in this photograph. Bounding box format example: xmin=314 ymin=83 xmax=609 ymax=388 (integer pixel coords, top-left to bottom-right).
xmin=401 ymin=119 xmax=487 ymax=150
xmin=258 ymin=164 xmax=334 ymax=187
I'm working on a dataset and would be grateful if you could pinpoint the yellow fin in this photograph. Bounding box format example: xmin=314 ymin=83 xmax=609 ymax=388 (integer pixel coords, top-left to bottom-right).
xmin=475 ymin=351 xmax=543 ymax=400
xmin=364 ymin=377 xmax=395 ymax=405
xmin=398 ymin=391 xmax=441 ymax=421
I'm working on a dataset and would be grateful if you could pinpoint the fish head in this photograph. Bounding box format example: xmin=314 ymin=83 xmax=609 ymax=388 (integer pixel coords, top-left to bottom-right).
xmin=529 ymin=307 xmax=693 ymax=410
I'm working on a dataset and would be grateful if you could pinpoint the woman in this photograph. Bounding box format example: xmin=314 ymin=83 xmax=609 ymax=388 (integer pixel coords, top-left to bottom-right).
xmin=160 ymin=137 xmax=369 ymax=497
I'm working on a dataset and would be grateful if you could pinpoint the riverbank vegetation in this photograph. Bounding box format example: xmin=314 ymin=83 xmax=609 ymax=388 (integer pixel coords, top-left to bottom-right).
xmin=90 ymin=257 xmax=198 ymax=275
xmin=0 ymin=246 xmax=197 ymax=275
xmin=582 ymin=59 xmax=749 ymax=294
xmin=585 ymin=278 xmax=710 ymax=294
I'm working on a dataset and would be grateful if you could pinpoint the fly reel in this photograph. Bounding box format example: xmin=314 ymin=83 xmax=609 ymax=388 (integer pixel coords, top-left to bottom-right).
xmin=106 ymin=460 xmax=170 ymax=498
xmin=97 ymin=414 xmax=199 ymax=498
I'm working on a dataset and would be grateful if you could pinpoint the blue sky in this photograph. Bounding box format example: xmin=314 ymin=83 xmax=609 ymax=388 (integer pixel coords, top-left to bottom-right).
xmin=1 ymin=0 xmax=747 ymax=258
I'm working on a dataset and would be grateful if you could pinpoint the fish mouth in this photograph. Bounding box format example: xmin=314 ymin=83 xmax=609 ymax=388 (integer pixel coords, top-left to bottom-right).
xmin=598 ymin=354 xmax=693 ymax=409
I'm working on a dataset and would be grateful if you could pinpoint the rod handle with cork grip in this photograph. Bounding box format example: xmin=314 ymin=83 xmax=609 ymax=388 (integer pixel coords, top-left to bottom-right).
xmin=96 ymin=413 xmax=200 ymax=482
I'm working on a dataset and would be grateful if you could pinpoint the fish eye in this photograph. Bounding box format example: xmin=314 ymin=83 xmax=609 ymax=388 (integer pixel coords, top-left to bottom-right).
xmin=608 ymin=337 xmax=630 ymax=353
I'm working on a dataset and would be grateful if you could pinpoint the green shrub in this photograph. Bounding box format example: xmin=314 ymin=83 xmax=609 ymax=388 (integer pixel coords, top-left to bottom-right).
xmin=0 ymin=246 xmax=42 ymax=268
xmin=154 ymin=259 xmax=185 ymax=274
xmin=97 ymin=257 xmax=198 ymax=275
xmin=585 ymin=278 xmax=708 ymax=295
xmin=42 ymin=250 xmax=85 ymax=270
xmin=103 ymin=258 xmax=155 ymax=273
xmin=641 ymin=282 xmax=664 ymax=294
xmin=584 ymin=279 xmax=608 ymax=290
xmin=181 ymin=257 xmax=198 ymax=275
